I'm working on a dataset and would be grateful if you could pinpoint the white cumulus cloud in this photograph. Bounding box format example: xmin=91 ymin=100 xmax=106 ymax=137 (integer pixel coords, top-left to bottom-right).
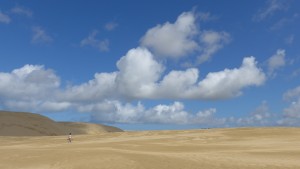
xmin=141 ymin=11 xmax=198 ymax=59
xmin=89 ymin=100 xmax=220 ymax=125
xmin=87 ymin=100 xmax=145 ymax=123
xmin=62 ymin=72 xmax=118 ymax=102
xmin=116 ymin=47 xmax=164 ymax=99
xmin=187 ymin=56 xmax=266 ymax=99
xmin=0 ymin=46 xmax=266 ymax=122
xmin=155 ymin=68 xmax=198 ymax=98
xmin=0 ymin=53 xmax=266 ymax=124
xmin=0 ymin=65 xmax=60 ymax=99
xmin=63 ymin=48 xmax=265 ymax=100
xmin=141 ymin=11 xmax=230 ymax=65
xmin=0 ymin=65 xmax=62 ymax=112
xmin=143 ymin=102 xmax=189 ymax=124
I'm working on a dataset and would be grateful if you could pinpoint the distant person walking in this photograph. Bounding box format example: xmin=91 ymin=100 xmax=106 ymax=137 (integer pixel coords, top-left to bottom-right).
xmin=68 ymin=133 xmax=72 ymax=143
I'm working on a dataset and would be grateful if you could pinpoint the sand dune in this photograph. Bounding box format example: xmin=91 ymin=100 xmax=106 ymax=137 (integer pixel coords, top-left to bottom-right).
xmin=59 ymin=122 xmax=123 ymax=134
xmin=0 ymin=111 xmax=122 ymax=136
xmin=1 ymin=127 xmax=300 ymax=169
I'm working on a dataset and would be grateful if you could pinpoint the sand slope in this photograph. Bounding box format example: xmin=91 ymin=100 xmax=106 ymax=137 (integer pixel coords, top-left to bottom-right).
xmin=0 ymin=111 xmax=122 ymax=136
xmin=59 ymin=122 xmax=123 ymax=134
xmin=0 ymin=127 xmax=300 ymax=169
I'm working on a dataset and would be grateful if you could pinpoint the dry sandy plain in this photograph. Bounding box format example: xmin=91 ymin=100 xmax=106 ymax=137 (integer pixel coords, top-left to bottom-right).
xmin=1 ymin=127 xmax=300 ymax=169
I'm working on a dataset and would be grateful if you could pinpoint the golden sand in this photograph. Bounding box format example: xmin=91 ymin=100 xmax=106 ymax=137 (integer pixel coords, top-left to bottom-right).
xmin=1 ymin=127 xmax=300 ymax=169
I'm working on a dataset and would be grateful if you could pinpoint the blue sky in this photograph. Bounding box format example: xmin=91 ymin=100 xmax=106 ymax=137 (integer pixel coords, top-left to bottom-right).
xmin=0 ymin=0 xmax=300 ymax=130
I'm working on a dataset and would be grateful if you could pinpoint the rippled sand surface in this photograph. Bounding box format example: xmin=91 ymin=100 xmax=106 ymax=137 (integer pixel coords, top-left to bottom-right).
xmin=1 ymin=128 xmax=300 ymax=169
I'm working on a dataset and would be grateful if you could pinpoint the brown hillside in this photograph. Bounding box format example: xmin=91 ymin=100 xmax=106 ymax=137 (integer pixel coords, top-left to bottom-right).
xmin=0 ymin=111 xmax=123 ymax=136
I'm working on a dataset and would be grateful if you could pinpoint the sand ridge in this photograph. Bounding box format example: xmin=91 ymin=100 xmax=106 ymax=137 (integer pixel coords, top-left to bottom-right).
xmin=0 ymin=111 xmax=123 ymax=136
xmin=1 ymin=127 xmax=300 ymax=169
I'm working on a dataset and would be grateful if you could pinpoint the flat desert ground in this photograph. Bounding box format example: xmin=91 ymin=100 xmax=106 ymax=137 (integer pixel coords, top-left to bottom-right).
xmin=1 ymin=128 xmax=300 ymax=169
